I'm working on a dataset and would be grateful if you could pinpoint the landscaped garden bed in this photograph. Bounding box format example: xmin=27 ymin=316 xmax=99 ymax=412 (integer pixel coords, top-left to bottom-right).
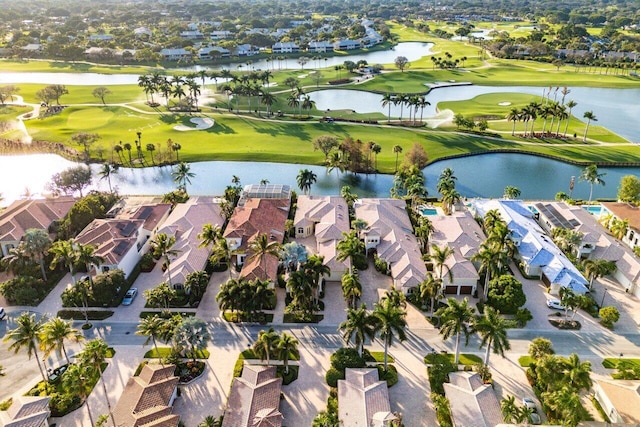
xmin=424 ymin=352 xmax=483 ymax=366
xmin=232 ymin=349 xmax=300 ymax=385
xmin=222 ymin=311 xmax=274 ymax=323
xmin=57 ymin=309 xmax=114 ymax=321
xmin=283 ymin=313 xmax=324 ymax=323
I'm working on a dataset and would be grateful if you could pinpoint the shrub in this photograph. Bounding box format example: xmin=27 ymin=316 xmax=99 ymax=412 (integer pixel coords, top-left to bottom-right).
xmin=427 ymin=360 xmax=457 ymax=395
xmin=325 ymin=367 xmax=344 ymax=387
xmin=91 ymin=269 xmax=126 ymax=306
xmin=432 ymin=392 xmax=453 ymax=427
xmin=377 ymin=365 xmax=399 ymax=387
xmin=140 ymin=253 xmax=156 ymax=272
xmin=330 ymin=347 xmax=366 ymax=371
xmin=599 ymin=306 xmax=620 ymax=329
xmin=373 ymin=255 xmax=389 ymax=274
xmin=0 ymin=276 xmax=42 ymax=305
xmin=515 ymin=307 xmax=533 ymax=327
xmin=487 ymin=275 xmax=526 ymax=314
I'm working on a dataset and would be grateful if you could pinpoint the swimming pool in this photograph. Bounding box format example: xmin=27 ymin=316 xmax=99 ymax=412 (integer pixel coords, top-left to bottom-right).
xmin=421 ymin=208 xmax=439 ymax=216
xmin=582 ymin=205 xmax=603 ymax=216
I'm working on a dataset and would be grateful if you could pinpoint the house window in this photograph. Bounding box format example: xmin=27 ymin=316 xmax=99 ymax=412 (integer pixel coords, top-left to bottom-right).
xmin=102 ymin=266 xmax=110 ymax=273
xmin=238 ymin=254 xmax=246 ymax=266
xmin=298 ymin=228 xmax=304 ymax=235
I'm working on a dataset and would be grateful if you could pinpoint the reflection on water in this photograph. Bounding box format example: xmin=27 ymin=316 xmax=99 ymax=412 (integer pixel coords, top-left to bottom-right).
xmin=1 ymin=153 xmax=638 ymax=207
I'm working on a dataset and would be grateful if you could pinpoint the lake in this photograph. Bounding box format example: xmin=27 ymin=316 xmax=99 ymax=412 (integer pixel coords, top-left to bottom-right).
xmin=0 ymin=153 xmax=637 ymax=206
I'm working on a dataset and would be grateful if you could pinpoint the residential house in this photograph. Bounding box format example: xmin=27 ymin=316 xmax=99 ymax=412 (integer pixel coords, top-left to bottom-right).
xmin=444 ymin=371 xmax=502 ymax=427
xmin=272 ymin=42 xmax=299 ymax=53
xmin=20 ymin=44 xmax=42 ymax=53
xmin=294 ymin=196 xmax=350 ymax=281
xmin=334 ymin=39 xmax=361 ymax=50
xmin=198 ymin=46 xmax=230 ymax=59
xmin=308 ymin=41 xmax=334 ymax=53
xmin=180 ymin=30 xmax=204 ymax=40
xmin=355 ymin=199 xmax=427 ymax=293
xmin=534 ymin=201 xmax=599 ymax=259
xmin=75 ymin=203 xmax=171 ymax=278
xmin=210 ymin=30 xmax=233 ymax=40
xmin=222 ymin=365 xmax=283 ymax=427
xmin=0 ymin=395 xmax=50 ymax=427
xmin=160 ymin=48 xmax=191 ymax=61
xmin=88 ymin=34 xmax=113 ymax=41
xmin=112 ymin=364 xmax=180 ymax=427
xmin=223 ymin=198 xmax=290 ymax=284
xmin=156 ymin=197 xmax=224 ymax=288
xmin=594 ymin=379 xmax=640 ymax=424
xmin=133 ymin=27 xmax=152 ymax=37
xmin=234 ymin=44 xmax=257 ymax=57
xmin=472 ymin=199 xmax=589 ymax=294
xmin=338 ymin=368 xmax=396 ymax=427
xmin=238 ymin=184 xmax=291 ymax=206
xmin=429 ymin=211 xmax=485 ymax=295
xmin=601 ymin=202 xmax=640 ymax=251
xmin=0 ymin=196 xmax=76 ymax=257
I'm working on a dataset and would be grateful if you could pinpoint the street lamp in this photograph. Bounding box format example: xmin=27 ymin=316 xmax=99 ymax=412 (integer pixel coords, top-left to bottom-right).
xmin=600 ymin=288 xmax=608 ymax=307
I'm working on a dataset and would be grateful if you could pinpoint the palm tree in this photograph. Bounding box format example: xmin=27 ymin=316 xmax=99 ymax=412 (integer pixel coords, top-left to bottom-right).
xmin=3 ymin=312 xmax=47 ymax=382
xmin=40 ymin=317 xmax=83 ymax=365
xmin=563 ymin=353 xmax=592 ymax=391
xmin=564 ymin=100 xmax=577 ymax=137
xmin=472 ymin=306 xmax=511 ymax=365
xmin=136 ymin=315 xmax=166 ymax=367
xmin=198 ymin=223 xmax=222 ymax=252
xmin=472 ymin=244 xmax=504 ymax=302
xmin=441 ymin=188 xmax=461 ymax=215
xmin=582 ymin=111 xmax=597 ymax=142
xmin=372 ymin=299 xmax=407 ymax=372
xmin=500 ymin=395 xmax=519 ymax=423
xmin=301 ymin=94 xmax=315 ymax=117
xmin=22 ymin=228 xmax=52 ymax=281
xmin=337 ymin=230 xmax=365 ymax=274
xmin=146 ymin=143 xmax=156 ymax=165
xmin=98 ymin=163 xmax=118 ymax=193
xmin=429 ymin=245 xmax=454 ymax=283
xmin=63 ymin=363 xmax=95 ymax=426
xmin=248 ymin=233 xmax=281 ymax=279
xmin=151 ymin=233 xmax=179 ymax=286
xmin=339 ymin=303 xmax=377 ymax=357
xmin=392 ymin=145 xmax=403 ymax=173
xmin=78 ymin=338 xmax=115 ymax=427
xmin=172 ymin=142 xmax=182 ymax=162
xmin=302 ymin=254 xmax=330 ymax=303
xmin=74 ymin=243 xmax=104 ymax=286
xmin=341 ymin=271 xmax=362 ymax=309
xmin=414 ymin=216 xmax=434 ymax=252
xmin=435 ymin=297 xmax=475 ymax=364
xmin=296 ymin=168 xmax=318 ymax=195
xmin=610 ymin=218 xmax=629 ymax=240
xmin=211 ymin=238 xmax=235 ymax=279
xmin=253 ymin=327 xmax=279 ymax=366
xmin=420 ymin=273 xmax=443 ymax=316
xmin=49 ymin=239 xmax=78 ymax=283
xmin=579 ymin=164 xmax=606 ymax=202
xmin=381 ymin=93 xmax=395 ymax=123
xmin=172 ymin=161 xmax=195 ymax=192
xmin=199 ymin=415 xmax=223 ymax=427
xmin=123 ymin=142 xmax=133 ymax=164
xmin=113 ymin=143 xmax=124 ymax=164
xmin=277 ymin=332 xmax=299 ymax=374
xmin=261 ymin=91 xmax=276 ymax=116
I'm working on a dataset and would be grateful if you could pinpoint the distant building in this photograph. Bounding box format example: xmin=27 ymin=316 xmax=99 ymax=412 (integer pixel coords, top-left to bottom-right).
xmin=88 ymin=34 xmax=113 ymax=41
xmin=601 ymin=202 xmax=640 ymax=251
xmin=272 ymin=42 xmax=299 ymax=53
xmin=198 ymin=45 xmax=230 ymax=59
xmin=210 ymin=30 xmax=233 ymax=40
xmin=180 ymin=30 xmax=204 ymax=40
xmin=334 ymin=39 xmax=361 ymax=50
xmin=234 ymin=44 xmax=257 ymax=56
xmin=133 ymin=27 xmax=152 ymax=37
xmin=308 ymin=41 xmax=334 ymax=53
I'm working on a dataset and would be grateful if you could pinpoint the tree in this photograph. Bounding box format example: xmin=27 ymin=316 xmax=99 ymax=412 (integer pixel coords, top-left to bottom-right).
xmin=248 ymin=233 xmax=281 ymax=279
xmin=528 ymin=337 xmax=555 ymax=361
xmin=40 ymin=316 xmax=83 ymax=365
xmin=429 ymin=245 xmax=454 ymax=283
xmin=98 ymin=163 xmax=118 ymax=193
xmin=506 ymin=108 xmax=521 ymax=136
xmin=78 ymin=338 xmax=115 ymax=427
xmin=599 ymin=306 xmax=620 ymax=329
xmin=617 ymin=175 xmax=640 ymax=203
xmin=198 ymin=223 xmax=222 ymax=252
xmin=145 ymin=282 xmax=177 ymax=310
xmin=392 ymin=145 xmax=403 ymax=173
xmin=394 ymin=56 xmax=410 ymax=72
xmin=22 ymin=228 xmax=52 ymax=281
xmin=337 ymin=230 xmax=365 ymax=274
xmin=146 ymin=143 xmax=156 ymax=165
xmin=579 ymin=164 xmax=606 ymax=202
xmin=3 ymin=312 xmax=47 ymax=382
xmin=151 ymin=233 xmax=179 ymax=286
xmin=49 ymin=239 xmax=78 ymax=283
xmin=503 ymin=186 xmax=521 ymax=199
xmin=172 ymin=162 xmax=195 ymax=192
xmin=312 ymin=135 xmax=339 ymax=159
xmin=472 ymin=306 xmax=511 ymax=365
xmin=173 ymin=317 xmax=210 ymax=362
xmin=277 ymin=332 xmax=299 ymax=374
xmin=136 ymin=314 xmax=166 ymax=366
xmin=435 ymin=297 xmax=475 ymax=364
xmin=210 ymin=238 xmax=235 ymax=279
xmin=582 ymin=258 xmax=616 ymax=289
xmin=280 ymin=242 xmax=308 ymax=274
xmin=75 ymin=243 xmax=104 ymax=286
xmin=341 ymin=271 xmax=362 ymax=309
xmin=92 ymin=86 xmax=111 ymax=105
xmin=486 ymin=275 xmax=527 ymax=315
xmin=253 ymin=327 xmax=279 ymax=366
xmin=339 ymin=303 xmax=377 ymax=357
xmin=184 ymin=270 xmax=209 ymax=301
xmin=71 ymin=132 xmax=101 ymax=159
xmin=171 ymin=142 xmax=182 ymax=162
xmin=297 ymin=168 xmax=318 ymax=195
xmin=564 ymin=100 xmax=577 ymax=137
xmin=372 ymin=298 xmax=407 ymax=372
xmin=49 ymin=165 xmax=92 ymax=197
xmin=404 ymin=142 xmax=428 ymax=169
xmin=610 ymin=218 xmax=629 ymax=240
xmin=382 ymin=93 xmax=395 ymax=123
xmin=420 ymin=273 xmax=442 ymax=316
xmin=582 ymin=111 xmax=597 ymax=142
xmin=62 ymin=362 xmax=96 ymax=426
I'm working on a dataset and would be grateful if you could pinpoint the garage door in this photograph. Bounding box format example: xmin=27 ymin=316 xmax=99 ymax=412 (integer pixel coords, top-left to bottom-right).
xmin=459 ymin=286 xmax=473 ymax=295
xmin=445 ymin=285 xmax=458 ymax=294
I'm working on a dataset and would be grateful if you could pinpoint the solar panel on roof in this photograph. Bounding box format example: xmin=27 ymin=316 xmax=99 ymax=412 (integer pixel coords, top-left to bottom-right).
xmin=137 ymin=206 xmax=153 ymax=220
xmin=113 ymin=240 xmax=129 ymax=256
xmin=535 ymin=203 xmax=577 ymax=229
xmin=121 ymin=222 xmax=137 ymax=237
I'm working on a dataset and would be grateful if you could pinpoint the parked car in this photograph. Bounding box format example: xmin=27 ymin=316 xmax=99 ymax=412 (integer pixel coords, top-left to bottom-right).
xmin=523 ymin=397 xmax=537 ymax=411
xmin=529 ymin=412 xmax=542 ymax=425
xmin=122 ymin=288 xmax=138 ymax=306
xmin=0 ymin=307 xmax=6 ymax=320
xmin=546 ymin=298 xmax=564 ymax=310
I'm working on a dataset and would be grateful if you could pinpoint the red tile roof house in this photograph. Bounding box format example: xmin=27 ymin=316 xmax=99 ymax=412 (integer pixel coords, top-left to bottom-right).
xmin=338 ymin=368 xmax=396 ymax=427
xmin=156 ymin=197 xmax=225 ymax=288
xmin=74 ymin=203 xmax=171 ymax=278
xmin=222 ymin=365 xmax=283 ymax=427
xmin=113 ymin=364 xmax=180 ymax=427
xmin=0 ymin=395 xmax=50 ymax=427
xmin=223 ymin=198 xmax=290 ymax=285
xmin=0 ymin=196 xmax=76 ymax=257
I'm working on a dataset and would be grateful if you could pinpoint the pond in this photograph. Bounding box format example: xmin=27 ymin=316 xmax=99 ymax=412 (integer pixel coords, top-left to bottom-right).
xmin=308 ymin=86 xmax=640 ymax=142
xmin=0 ymin=153 xmax=637 ymax=207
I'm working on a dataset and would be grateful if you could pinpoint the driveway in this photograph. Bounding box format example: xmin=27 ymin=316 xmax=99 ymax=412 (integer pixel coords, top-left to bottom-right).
xmin=358 ymin=263 xmax=393 ymax=309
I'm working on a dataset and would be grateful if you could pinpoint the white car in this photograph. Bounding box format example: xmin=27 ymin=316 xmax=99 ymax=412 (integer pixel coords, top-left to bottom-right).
xmin=122 ymin=288 xmax=138 ymax=306
xmin=523 ymin=397 xmax=537 ymax=411
xmin=546 ymin=299 xmax=564 ymax=310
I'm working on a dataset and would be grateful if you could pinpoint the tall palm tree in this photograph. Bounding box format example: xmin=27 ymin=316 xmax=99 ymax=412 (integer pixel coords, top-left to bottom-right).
xmin=22 ymin=228 xmax=52 ymax=281
xmin=3 ymin=312 xmax=47 ymax=382
xmin=562 ymin=353 xmax=592 ymax=391
xmin=113 ymin=143 xmax=124 ymax=164
xmin=260 ymin=91 xmax=276 ymax=116
xmin=98 ymin=163 xmax=118 ymax=193
xmin=63 ymin=363 xmax=95 ymax=426
xmin=429 ymin=245 xmax=454 ymax=283
xmin=136 ymin=315 xmax=166 ymax=367
xmin=419 ymin=273 xmax=443 ymax=316
xmin=339 ymin=303 xmax=377 ymax=357
xmin=253 ymin=328 xmax=279 ymax=366
xmin=211 ymin=238 xmax=235 ymax=279
xmin=49 ymin=239 xmax=78 ymax=283
xmin=40 ymin=317 xmax=84 ymax=365
xmin=74 ymin=243 xmax=104 ymax=286
xmin=276 ymin=332 xmax=299 ymax=374
xmin=381 ymin=93 xmax=395 ymax=123
xmin=564 ymin=100 xmax=577 ymax=137
xmin=579 ymin=164 xmax=606 ymax=202
xmin=78 ymin=339 xmax=115 ymax=427
xmin=198 ymin=223 xmax=222 ymax=252
xmin=435 ymin=297 xmax=475 ymax=364
xmin=337 ymin=230 xmax=365 ymax=274
xmin=582 ymin=111 xmax=597 ymax=142
xmin=296 ymin=169 xmax=318 ymax=195
xmin=392 ymin=145 xmax=403 ymax=173
xmin=341 ymin=271 xmax=362 ymax=309
xmin=248 ymin=233 xmax=281 ymax=279
xmin=472 ymin=243 xmax=503 ymax=302
xmin=123 ymin=142 xmax=133 ymax=164
xmin=302 ymin=254 xmax=330 ymax=303
xmin=151 ymin=233 xmax=179 ymax=286
xmin=172 ymin=161 xmax=195 ymax=192
xmin=414 ymin=216 xmax=434 ymax=252
xmin=372 ymin=299 xmax=407 ymax=372
xmin=472 ymin=306 xmax=511 ymax=365
xmin=146 ymin=144 xmax=156 ymax=165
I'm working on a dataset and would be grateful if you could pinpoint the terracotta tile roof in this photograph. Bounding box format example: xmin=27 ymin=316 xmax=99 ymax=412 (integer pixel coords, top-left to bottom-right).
xmin=157 ymin=198 xmax=224 ymax=285
xmin=338 ymin=368 xmax=394 ymax=427
xmin=602 ymin=203 xmax=640 ymax=232
xmin=222 ymin=365 xmax=283 ymax=427
xmin=444 ymin=372 xmax=502 ymax=427
xmin=75 ymin=218 xmax=144 ymax=265
xmin=119 ymin=204 xmax=172 ymax=232
xmin=0 ymin=196 xmax=75 ymax=242
xmin=0 ymin=395 xmax=50 ymax=427
xmin=597 ymin=380 xmax=640 ymax=423
xmin=113 ymin=364 xmax=179 ymax=427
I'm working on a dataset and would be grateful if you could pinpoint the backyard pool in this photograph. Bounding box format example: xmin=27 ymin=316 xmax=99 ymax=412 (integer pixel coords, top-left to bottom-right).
xmin=421 ymin=207 xmax=439 ymax=216
xmin=582 ymin=205 xmax=607 ymax=217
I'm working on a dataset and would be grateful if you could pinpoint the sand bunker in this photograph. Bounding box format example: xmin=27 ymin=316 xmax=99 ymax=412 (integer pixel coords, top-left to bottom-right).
xmin=174 ymin=117 xmax=215 ymax=131
xmin=424 ymin=109 xmax=455 ymax=129
xmin=498 ymin=102 xmax=512 ymax=106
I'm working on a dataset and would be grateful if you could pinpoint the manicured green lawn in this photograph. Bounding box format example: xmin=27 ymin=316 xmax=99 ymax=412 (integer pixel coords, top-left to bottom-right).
xmin=144 ymin=346 xmax=210 ymax=359
xmin=602 ymin=358 xmax=640 ymax=369
xmin=0 ymin=59 xmax=159 ymax=74
xmin=424 ymin=353 xmax=483 ymax=365
xmin=519 ymin=355 xmax=533 ymax=367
